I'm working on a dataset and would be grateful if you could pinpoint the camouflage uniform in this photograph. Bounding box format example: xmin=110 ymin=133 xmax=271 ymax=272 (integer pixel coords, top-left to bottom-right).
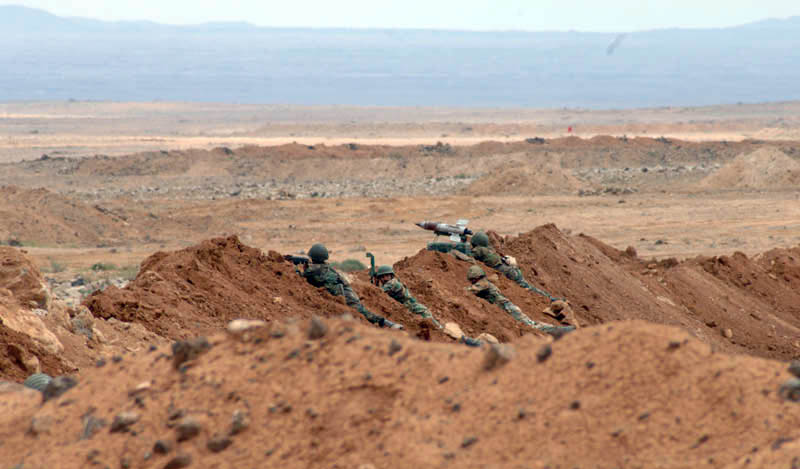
xmin=427 ymin=241 xmax=472 ymax=256
xmin=381 ymin=278 xmax=441 ymax=327
xmin=302 ymin=264 xmax=388 ymax=326
xmin=470 ymin=245 xmax=555 ymax=301
xmin=468 ymin=278 xmax=550 ymax=330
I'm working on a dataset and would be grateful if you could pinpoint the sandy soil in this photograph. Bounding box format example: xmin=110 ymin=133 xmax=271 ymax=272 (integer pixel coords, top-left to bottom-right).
xmin=2 ymin=101 xmax=800 ymax=468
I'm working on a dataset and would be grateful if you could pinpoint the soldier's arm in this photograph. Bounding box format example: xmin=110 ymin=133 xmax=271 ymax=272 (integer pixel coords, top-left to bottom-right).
xmin=466 ymin=279 xmax=490 ymax=294
xmin=386 ymin=280 xmax=405 ymax=295
xmin=471 ymin=247 xmax=487 ymax=263
xmin=450 ymin=250 xmax=475 ymax=263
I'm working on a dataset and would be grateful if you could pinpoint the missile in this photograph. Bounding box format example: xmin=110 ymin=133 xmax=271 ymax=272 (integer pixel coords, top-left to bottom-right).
xmin=416 ymin=219 xmax=473 ymax=242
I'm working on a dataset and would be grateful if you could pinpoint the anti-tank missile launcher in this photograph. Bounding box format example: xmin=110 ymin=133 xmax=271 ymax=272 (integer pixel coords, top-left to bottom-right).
xmin=416 ymin=219 xmax=473 ymax=242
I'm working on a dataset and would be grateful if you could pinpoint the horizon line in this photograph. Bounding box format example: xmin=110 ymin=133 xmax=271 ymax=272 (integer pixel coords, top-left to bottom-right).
xmin=3 ymin=3 xmax=798 ymax=35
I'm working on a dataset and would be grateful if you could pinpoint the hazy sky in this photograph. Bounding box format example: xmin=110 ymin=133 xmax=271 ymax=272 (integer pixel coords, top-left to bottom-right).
xmin=4 ymin=0 xmax=800 ymax=31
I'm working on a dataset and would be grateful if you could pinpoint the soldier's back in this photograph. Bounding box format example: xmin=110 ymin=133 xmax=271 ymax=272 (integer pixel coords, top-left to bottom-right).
xmin=472 ymin=246 xmax=503 ymax=268
xmin=304 ymin=264 xmax=341 ymax=289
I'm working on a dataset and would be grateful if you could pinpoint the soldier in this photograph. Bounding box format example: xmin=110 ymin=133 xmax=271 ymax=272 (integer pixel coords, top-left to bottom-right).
xmin=469 ymin=231 xmax=557 ymax=301
xmin=466 ymin=265 xmax=573 ymax=336
xmin=375 ymin=264 xmax=482 ymax=346
xmin=375 ymin=265 xmax=440 ymax=327
xmin=300 ymin=244 xmax=403 ymax=329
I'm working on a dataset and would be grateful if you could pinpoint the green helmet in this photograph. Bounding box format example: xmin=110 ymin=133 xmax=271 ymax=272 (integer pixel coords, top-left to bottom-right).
xmin=376 ymin=265 xmax=394 ymax=276
xmin=23 ymin=373 xmax=52 ymax=392
xmin=471 ymin=231 xmax=489 ymax=247
xmin=308 ymin=244 xmax=329 ymax=263
xmin=467 ymin=265 xmax=485 ymax=281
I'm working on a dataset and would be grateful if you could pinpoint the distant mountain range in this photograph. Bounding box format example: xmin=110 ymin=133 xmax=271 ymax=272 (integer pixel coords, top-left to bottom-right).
xmin=2 ymin=5 xmax=800 ymax=107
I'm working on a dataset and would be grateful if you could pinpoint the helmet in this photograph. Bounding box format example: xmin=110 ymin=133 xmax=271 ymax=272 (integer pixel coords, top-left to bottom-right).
xmin=467 ymin=265 xmax=485 ymax=281
xmin=376 ymin=265 xmax=394 ymax=277
xmin=23 ymin=373 xmax=52 ymax=392
xmin=471 ymin=231 xmax=489 ymax=247
xmin=308 ymin=244 xmax=329 ymax=263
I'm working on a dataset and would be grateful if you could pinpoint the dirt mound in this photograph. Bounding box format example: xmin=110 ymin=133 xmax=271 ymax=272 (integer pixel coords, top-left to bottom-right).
xmin=0 ymin=186 xmax=130 ymax=246
xmin=0 ymin=248 xmax=74 ymax=379
xmin=0 ymin=324 xmax=72 ymax=381
xmin=759 ymin=245 xmax=800 ymax=285
xmin=1 ymin=319 xmax=798 ymax=468
xmin=495 ymin=224 xmax=800 ymax=360
xmin=699 ymin=147 xmax=800 ymax=190
xmin=0 ymin=246 xmax=50 ymax=309
xmin=464 ymin=153 xmax=584 ymax=195
xmin=85 ymin=235 xmax=432 ymax=341
xmin=390 ymin=249 xmax=552 ymax=341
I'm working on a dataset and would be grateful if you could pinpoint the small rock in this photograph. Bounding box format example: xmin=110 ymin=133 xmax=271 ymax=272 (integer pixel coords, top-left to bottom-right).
xmin=483 ymin=343 xmax=514 ymax=370
xmin=120 ymin=457 xmax=131 ymax=469
xmin=153 ymin=439 xmax=173 ymax=454
xmin=171 ymin=337 xmax=211 ymax=370
xmin=230 ymin=410 xmax=249 ymax=435
xmin=21 ymin=354 xmax=41 ymax=374
xmin=779 ymin=378 xmax=800 ymax=402
xmin=163 ymin=453 xmax=192 ymax=469
xmin=175 ymin=418 xmax=201 ymax=442
xmin=167 ymin=408 xmax=185 ymax=422
xmin=476 ymin=333 xmax=499 ymax=344
xmin=42 ymin=376 xmax=77 ymax=402
xmin=87 ymin=449 xmax=101 ymax=461
xmin=70 ymin=310 xmax=95 ymax=339
xmin=226 ymin=319 xmax=267 ymax=335
xmin=788 ymin=361 xmax=800 ymax=379
xmin=112 ymin=355 xmax=123 ymax=363
xmin=308 ymin=316 xmax=328 ymax=340
xmin=81 ymin=415 xmax=107 ymax=440
xmin=110 ymin=411 xmax=140 ymax=433
xmin=536 ymin=344 xmax=553 ymax=363
xmin=388 ymin=339 xmax=403 ymax=356
xmin=129 ymin=381 xmax=152 ymax=396
xmin=28 ymin=416 xmax=54 ymax=436
xmin=461 ymin=436 xmax=478 ymax=448
xmin=206 ymin=434 xmax=232 ymax=453
xmin=723 ymin=328 xmax=734 ymax=339
xmin=443 ymin=322 xmax=464 ymax=340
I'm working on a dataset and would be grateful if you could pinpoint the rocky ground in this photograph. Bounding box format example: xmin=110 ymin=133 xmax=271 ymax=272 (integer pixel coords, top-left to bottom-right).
xmin=2 ymin=118 xmax=800 ymax=467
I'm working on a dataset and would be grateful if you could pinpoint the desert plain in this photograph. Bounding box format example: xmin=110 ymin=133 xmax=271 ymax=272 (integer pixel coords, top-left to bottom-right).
xmin=1 ymin=101 xmax=800 ymax=468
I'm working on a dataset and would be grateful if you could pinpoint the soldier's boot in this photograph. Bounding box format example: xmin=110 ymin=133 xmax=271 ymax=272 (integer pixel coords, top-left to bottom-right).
xmin=383 ymin=319 xmax=404 ymax=330
xmin=538 ymin=325 xmax=575 ymax=339
xmin=459 ymin=336 xmax=482 ymax=347
xmin=356 ymin=305 xmax=391 ymax=328
xmin=426 ymin=315 xmax=443 ymax=329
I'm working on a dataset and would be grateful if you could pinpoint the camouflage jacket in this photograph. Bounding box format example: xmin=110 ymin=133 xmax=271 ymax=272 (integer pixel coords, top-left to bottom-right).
xmin=302 ymin=264 xmax=347 ymax=297
xmin=467 ymin=278 xmax=506 ymax=304
xmin=471 ymin=246 xmax=503 ymax=269
xmin=427 ymin=242 xmax=472 ymax=256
